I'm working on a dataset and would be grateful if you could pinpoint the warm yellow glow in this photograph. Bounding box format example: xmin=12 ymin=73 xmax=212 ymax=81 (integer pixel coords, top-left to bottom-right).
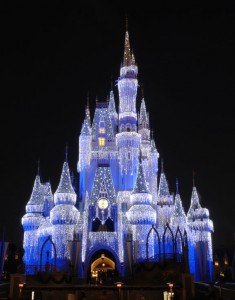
xmin=99 ymin=138 xmax=105 ymax=146
xmin=116 ymin=282 xmax=123 ymax=287
xmin=99 ymin=127 xmax=105 ymax=134
xmin=214 ymin=261 xmax=219 ymax=266
xmin=91 ymin=255 xmax=115 ymax=271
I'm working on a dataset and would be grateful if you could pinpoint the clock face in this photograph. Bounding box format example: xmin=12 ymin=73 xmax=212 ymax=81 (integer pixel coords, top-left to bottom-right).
xmin=98 ymin=198 xmax=109 ymax=209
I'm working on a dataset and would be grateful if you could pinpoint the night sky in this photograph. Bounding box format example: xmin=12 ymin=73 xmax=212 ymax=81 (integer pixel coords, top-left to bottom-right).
xmin=1 ymin=2 xmax=235 ymax=252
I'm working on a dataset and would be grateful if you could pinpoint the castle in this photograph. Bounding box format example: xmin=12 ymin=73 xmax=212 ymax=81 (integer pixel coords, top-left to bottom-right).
xmin=22 ymin=27 xmax=214 ymax=282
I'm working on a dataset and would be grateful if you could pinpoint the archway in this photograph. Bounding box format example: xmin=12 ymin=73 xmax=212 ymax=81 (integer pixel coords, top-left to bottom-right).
xmin=88 ymin=249 xmax=117 ymax=284
xmin=40 ymin=236 xmax=57 ymax=272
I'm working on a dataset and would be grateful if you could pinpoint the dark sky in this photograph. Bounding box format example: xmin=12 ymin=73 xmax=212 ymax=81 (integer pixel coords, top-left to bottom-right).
xmin=1 ymin=2 xmax=235 ymax=251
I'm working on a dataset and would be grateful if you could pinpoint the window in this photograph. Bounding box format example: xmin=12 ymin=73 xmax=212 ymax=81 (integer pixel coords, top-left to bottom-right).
xmin=99 ymin=127 xmax=105 ymax=134
xmin=99 ymin=138 xmax=105 ymax=146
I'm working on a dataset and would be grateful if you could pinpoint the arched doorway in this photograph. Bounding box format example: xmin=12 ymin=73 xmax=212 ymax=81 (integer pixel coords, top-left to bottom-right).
xmin=89 ymin=250 xmax=117 ymax=284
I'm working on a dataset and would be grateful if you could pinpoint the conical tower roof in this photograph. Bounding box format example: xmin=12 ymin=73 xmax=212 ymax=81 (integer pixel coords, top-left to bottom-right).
xmin=28 ymin=175 xmax=43 ymax=205
xmin=157 ymin=161 xmax=170 ymax=198
xmin=188 ymin=186 xmax=202 ymax=213
xmin=139 ymin=98 xmax=149 ymax=127
xmin=55 ymin=161 xmax=76 ymax=194
xmin=123 ymin=30 xmax=135 ymax=67
xmin=173 ymin=180 xmax=186 ymax=218
xmin=133 ymin=162 xmax=149 ymax=194
xmin=81 ymin=106 xmax=91 ymax=136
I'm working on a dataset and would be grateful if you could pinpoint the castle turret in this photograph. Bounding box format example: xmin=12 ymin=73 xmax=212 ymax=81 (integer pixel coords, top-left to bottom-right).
xmin=170 ymin=178 xmax=187 ymax=230
xmin=50 ymin=158 xmax=79 ymax=269
xmin=108 ymin=90 xmax=118 ymax=132
xmin=78 ymin=105 xmax=92 ymax=171
xmin=22 ymin=175 xmax=47 ymax=265
xmin=149 ymin=139 xmax=159 ymax=204
xmin=42 ymin=182 xmax=54 ymax=217
xmin=138 ymin=98 xmax=158 ymax=202
xmin=186 ymin=178 xmax=214 ymax=281
xmin=138 ymin=98 xmax=150 ymax=145
xmin=127 ymin=160 xmax=156 ymax=260
xmin=78 ymin=105 xmax=92 ymax=201
xmin=157 ymin=160 xmax=174 ymax=226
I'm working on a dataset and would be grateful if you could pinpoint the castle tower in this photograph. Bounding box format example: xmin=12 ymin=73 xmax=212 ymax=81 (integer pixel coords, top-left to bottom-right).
xmin=138 ymin=98 xmax=159 ymax=202
xmin=187 ymin=178 xmax=214 ymax=281
xmin=78 ymin=105 xmax=92 ymax=201
xmin=108 ymin=90 xmax=118 ymax=132
xmin=157 ymin=160 xmax=174 ymax=227
xmin=22 ymin=175 xmax=46 ymax=266
xmin=116 ymin=29 xmax=141 ymax=190
xmin=170 ymin=178 xmax=187 ymax=231
xmin=127 ymin=160 xmax=156 ymax=260
xmin=50 ymin=158 xmax=80 ymax=270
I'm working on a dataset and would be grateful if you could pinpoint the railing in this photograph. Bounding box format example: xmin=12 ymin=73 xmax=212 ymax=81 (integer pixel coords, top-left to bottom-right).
xmin=24 ymin=264 xmax=64 ymax=275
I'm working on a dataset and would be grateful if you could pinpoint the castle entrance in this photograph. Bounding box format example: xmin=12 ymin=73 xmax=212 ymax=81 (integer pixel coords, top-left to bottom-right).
xmin=89 ymin=250 xmax=117 ymax=284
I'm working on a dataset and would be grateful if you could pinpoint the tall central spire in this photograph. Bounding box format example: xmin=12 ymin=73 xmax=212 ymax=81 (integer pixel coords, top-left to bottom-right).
xmin=123 ymin=18 xmax=135 ymax=67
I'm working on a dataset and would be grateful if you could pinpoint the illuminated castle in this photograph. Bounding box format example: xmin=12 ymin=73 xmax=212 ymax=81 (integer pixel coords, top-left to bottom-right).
xmin=22 ymin=28 xmax=214 ymax=281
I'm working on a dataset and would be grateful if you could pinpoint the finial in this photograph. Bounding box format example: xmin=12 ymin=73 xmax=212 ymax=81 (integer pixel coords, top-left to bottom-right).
xmin=142 ymin=86 xmax=144 ymax=99
xmin=37 ymin=158 xmax=40 ymax=176
xmin=125 ymin=14 xmax=128 ymax=31
xmin=110 ymin=75 xmax=113 ymax=90
xmin=86 ymin=91 xmax=89 ymax=109
xmin=161 ymin=158 xmax=164 ymax=173
xmin=176 ymin=178 xmax=179 ymax=194
xmin=192 ymin=170 xmax=196 ymax=187
xmin=65 ymin=143 xmax=68 ymax=162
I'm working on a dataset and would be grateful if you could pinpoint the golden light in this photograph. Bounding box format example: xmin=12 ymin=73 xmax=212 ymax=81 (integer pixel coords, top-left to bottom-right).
xmin=116 ymin=282 xmax=123 ymax=288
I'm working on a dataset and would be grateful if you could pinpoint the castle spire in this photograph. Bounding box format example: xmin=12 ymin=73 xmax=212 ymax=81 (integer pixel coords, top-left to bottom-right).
xmin=157 ymin=159 xmax=170 ymax=198
xmin=133 ymin=161 xmax=149 ymax=194
xmin=123 ymin=19 xmax=135 ymax=67
xmin=28 ymin=174 xmax=42 ymax=205
xmin=188 ymin=183 xmax=202 ymax=211
xmin=81 ymin=102 xmax=91 ymax=136
xmin=55 ymin=160 xmax=76 ymax=195
xmin=139 ymin=98 xmax=149 ymax=128
xmin=171 ymin=178 xmax=186 ymax=227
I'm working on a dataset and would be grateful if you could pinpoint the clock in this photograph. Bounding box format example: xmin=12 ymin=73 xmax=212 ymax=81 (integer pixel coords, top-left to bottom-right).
xmin=98 ymin=198 xmax=109 ymax=209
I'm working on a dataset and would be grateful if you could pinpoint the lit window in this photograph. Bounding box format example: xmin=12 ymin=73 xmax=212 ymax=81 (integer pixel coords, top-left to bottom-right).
xmin=99 ymin=138 xmax=105 ymax=146
xmin=99 ymin=127 xmax=105 ymax=134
